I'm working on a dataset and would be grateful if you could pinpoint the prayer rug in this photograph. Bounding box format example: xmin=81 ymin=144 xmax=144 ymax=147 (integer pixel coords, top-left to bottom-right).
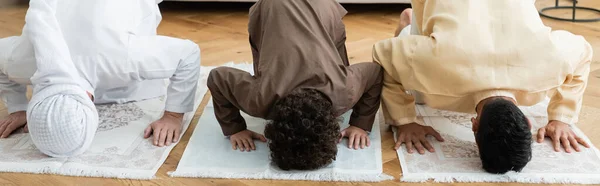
xmin=0 ymin=67 xmax=212 ymax=179
xmin=169 ymin=63 xmax=392 ymax=182
xmin=395 ymin=100 xmax=600 ymax=184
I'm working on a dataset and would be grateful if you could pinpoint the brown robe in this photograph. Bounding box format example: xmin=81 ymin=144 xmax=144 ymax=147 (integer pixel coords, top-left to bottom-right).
xmin=207 ymin=0 xmax=383 ymax=136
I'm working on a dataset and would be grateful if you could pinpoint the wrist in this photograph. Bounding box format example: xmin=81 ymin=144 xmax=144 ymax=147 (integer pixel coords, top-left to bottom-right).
xmin=395 ymin=122 xmax=421 ymax=130
xmin=10 ymin=111 xmax=26 ymax=115
xmin=164 ymin=111 xmax=184 ymax=119
xmin=390 ymin=117 xmax=419 ymax=126
xmin=396 ymin=121 xmax=417 ymax=126
xmin=549 ymin=120 xmax=571 ymax=127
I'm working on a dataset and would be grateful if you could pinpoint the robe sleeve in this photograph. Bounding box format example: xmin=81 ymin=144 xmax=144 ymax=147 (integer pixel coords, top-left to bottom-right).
xmin=0 ymin=37 xmax=29 ymax=114
xmin=0 ymin=74 xmax=28 ymax=114
xmin=348 ymin=63 xmax=383 ymax=132
xmin=207 ymin=67 xmax=260 ymax=136
xmin=372 ymin=35 xmax=433 ymax=126
xmin=24 ymin=0 xmax=90 ymax=94
xmin=547 ymin=32 xmax=593 ymax=125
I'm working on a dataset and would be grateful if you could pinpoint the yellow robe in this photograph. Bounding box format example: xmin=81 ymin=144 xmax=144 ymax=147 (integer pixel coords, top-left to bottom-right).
xmin=373 ymin=0 xmax=593 ymax=126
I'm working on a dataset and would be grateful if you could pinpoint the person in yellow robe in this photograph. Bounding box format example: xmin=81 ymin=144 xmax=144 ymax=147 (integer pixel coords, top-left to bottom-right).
xmin=374 ymin=0 xmax=593 ymax=174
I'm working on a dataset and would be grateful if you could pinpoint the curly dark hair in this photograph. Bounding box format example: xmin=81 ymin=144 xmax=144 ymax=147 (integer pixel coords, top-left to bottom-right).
xmin=264 ymin=89 xmax=341 ymax=171
xmin=476 ymin=98 xmax=532 ymax=174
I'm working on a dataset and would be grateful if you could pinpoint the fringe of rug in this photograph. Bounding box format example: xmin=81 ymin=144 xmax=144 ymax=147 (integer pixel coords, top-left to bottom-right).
xmin=0 ymin=165 xmax=155 ymax=179
xmin=400 ymin=172 xmax=600 ymax=184
xmin=56 ymin=167 xmax=155 ymax=179
xmin=168 ymin=170 xmax=394 ymax=182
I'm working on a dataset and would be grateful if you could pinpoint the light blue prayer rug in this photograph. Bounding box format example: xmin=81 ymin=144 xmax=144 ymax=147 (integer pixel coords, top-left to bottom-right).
xmin=170 ymin=62 xmax=392 ymax=182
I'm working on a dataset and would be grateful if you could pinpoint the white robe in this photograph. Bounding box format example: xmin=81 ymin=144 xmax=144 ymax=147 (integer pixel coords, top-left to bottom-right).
xmin=0 ymin=0 xmax=201 ymax=114
xmin=0 ymin=0 xmax=200 ymax=157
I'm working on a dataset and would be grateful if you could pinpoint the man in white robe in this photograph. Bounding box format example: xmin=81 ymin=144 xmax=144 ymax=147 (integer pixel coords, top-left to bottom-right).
xmin=0 ymin=0 xmax=201 ymax=157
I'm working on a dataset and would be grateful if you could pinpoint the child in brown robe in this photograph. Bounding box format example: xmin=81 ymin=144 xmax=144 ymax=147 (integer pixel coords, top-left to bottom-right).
xmin=207 ymin=0 xmax=383 ymax=170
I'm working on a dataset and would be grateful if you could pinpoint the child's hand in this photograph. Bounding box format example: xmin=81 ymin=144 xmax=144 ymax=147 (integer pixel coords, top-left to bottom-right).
xmin=144 ymin=111 xmax=184 ymax=147
xmin=339 ymin=126 xmax=370 ymax=150
xmin=230 ymin=129 xmax=267 ymax=152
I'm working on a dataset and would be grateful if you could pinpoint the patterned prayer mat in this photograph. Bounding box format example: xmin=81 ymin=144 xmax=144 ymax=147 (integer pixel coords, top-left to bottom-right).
xmin=395 ymin=100 xmax=600 ymax=184
xmin=0 ymin=68 xmax=211 ymax=179
xmin=169 ymin=63 xmax=392 ymax=182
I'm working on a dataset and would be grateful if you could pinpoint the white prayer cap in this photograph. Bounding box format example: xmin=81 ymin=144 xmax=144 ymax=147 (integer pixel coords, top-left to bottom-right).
xmin=27 ymin=84 xmax=98 ymax=158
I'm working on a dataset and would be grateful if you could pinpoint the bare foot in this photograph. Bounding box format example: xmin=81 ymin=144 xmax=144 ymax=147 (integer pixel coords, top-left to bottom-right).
xmin=395 ymin=8 xmax=413 ymax=37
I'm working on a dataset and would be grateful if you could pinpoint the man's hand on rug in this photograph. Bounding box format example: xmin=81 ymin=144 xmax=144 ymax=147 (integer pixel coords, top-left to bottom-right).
xmin=340 ymin=126 xmax=371 ymax=150
xmin=394 ymin=123 xmax=444 ymax=154
xmin=144 ymin=111 xmax=184 ymax=147
xmin=0 ymin=111 xmax=27 ymax=138
xmin=537 ymin=120 xmax=590 ymax=153
xmin=230 ymin=129 xmax=267 ymax=152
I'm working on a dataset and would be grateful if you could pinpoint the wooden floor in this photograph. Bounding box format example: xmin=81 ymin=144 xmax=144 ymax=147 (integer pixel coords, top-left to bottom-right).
xmin=0 ymin=0 xmax=599 ymax=185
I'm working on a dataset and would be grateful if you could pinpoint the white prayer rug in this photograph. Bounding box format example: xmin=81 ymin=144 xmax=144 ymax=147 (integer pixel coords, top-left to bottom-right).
xmin=0 ymin=67 xmax=212 ymax=179
xmin=169 ymin=63 xmax=392 ymax=182
xmin=395 ymin=100 xmax=600 ymax=184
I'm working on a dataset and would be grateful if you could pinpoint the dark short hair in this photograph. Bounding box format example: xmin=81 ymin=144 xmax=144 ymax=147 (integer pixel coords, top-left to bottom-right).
xmin=476 ymin=98 xmax=532 ymax=174
xmin=264 ymin=89 xmax=340 ymax=170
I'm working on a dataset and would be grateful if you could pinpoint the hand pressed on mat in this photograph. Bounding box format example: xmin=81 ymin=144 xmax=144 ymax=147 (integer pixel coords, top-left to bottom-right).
xmin=537 ymin=120 xmax=590 ymax=153
xmin=144 ymin=111 xmax=184 ymax=147
xmin=230 ymin=129 xmax=267 ymax=152
xmin=0 ymin=111 xmax=28 ymax=138
xmin=395 ymin=123 xmax=444 ymax=154
xmin=340 ymin=126 xmax=370 ymax=150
